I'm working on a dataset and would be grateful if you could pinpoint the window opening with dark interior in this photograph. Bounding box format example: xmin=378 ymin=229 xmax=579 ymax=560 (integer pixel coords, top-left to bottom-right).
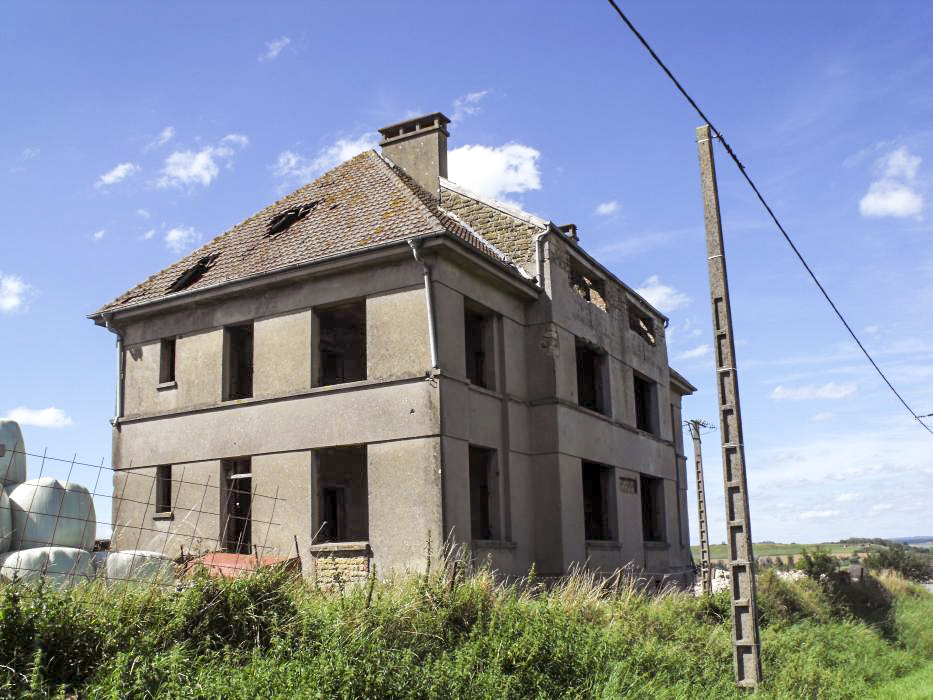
xmin=155 ymin=464 xmax=172 ymax=514
xmin=317 ymin=301 xmax=366 ymax=386
xmin=569 ymin=259 xmax=607 ymax=311
xmin=628 ymin=303 xmax=656 ymax=345
xmin=469 ymin=446 xmax=499 ymax=540
xmin=640 ymin=474 xmax=665 ymax=542
xmin=633 ymin=373 xmax=656 ymax=434
xmin=317 ymin=446 xmax=368 ymax=542
xmin=582 ymin=461 xmax=613 ymax=540
xmin=166 ymin=253 xmax=220 ymax=294
xmin=159 ymin=338 xmax=176 ymax=384
xmin=224 ymin=323 xmax=254 ymax=400
xmin=222 ymin=458 xmax=252 ymax=554
xmin=464 ymin=301 xmax=495 ymax=389
xmin=575 ymin=338 xmax=607 ymax=414
xmin=266 ymin=201 xmax=317 ymax=237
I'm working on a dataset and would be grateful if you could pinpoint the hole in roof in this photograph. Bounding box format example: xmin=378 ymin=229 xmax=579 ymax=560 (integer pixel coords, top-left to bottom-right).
xmin=267 ymin=201 xmax=317 ymax=236
xmin=166 ymin=253 xmax=220 ymax=294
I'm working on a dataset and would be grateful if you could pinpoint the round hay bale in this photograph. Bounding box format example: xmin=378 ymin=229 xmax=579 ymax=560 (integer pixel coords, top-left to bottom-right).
xmin=106 ymin=550 xmax=176 ymax=586
xmin=0 ymin=488 xmax=11 ymax=552
xmin=0 ymin=546 xmax=94 ymax=588
xmin=8 ymin=478 xmax=96 ymax=551
xmin=0 ymin=420 xmax=27 ymax=488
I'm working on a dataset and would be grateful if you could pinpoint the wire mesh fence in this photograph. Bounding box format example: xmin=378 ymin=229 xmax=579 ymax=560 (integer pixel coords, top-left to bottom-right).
xmin=1 ymin=446 xmax=291 ymax=594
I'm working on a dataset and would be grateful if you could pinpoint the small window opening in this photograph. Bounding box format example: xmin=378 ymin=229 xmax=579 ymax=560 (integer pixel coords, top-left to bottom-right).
xmin=582 ymin=461 xmax=613 ymax=541
xmin=640 ymin=475 xmax=665 ymax=542
xmin=317 ymin=446 xmax=368 ymax=542
xmin=159 ymin=338 xmax=176 ymax=384
xmin=222 ymin=458 xmax=252 ymax=553
xmin=633 ymin=373 xmax=656 ymax=434
xmin=166 ymin=253 xmax=220 ymax=294
xmin=317 ymin=301 xmax=366 ymax=386
xmin=224 ymin=323 xmax=254 ymax=400
xmin=464 ymin=302 xmax=495 ymax=389
xmin=267 ymin=201 xmax=317 ymax=236
xmin=628 ymin=303 xmax=656 ymax=345
xmin=569 ymin=260 xmax=607 ymax=311
xmin=155 ymin=464 xmax=172 ymax=514
xmin=469 ymin=446 xmax=499 ymax=540
xmin=576 ymin=338 xmax=607 ymax=414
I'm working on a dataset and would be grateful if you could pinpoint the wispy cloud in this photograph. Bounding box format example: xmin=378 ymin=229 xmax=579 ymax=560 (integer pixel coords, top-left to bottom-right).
xmin=136 ymin=208 xmax=151 ymax=218
xmin=142 ymin=229 xmax=156 ymax=240
xmin=834 ymin=493 xmax=859 ymax=503
xmin=260 ymin=36 xmax=291 ymax=62
xmin=799 ymin=509 xmax=840 ymax=520
xmin=770 ymin=382 xmax=856 ymax=400
xmin=448 ymin=143 xmax=541 ymax=205
xmin=634 ymin=275 xmax=690 ymax=314
xmin=0 ymin=273 xmax=28 ymax=312
xmin=676 ymin=344 xmax=710 ymax=361
xmin=21 ymin=147 xmax=39 ymax=160
xmin=595 ymin=200 xmax=619 ymax=216
xmin=859 ymin=146 xmax=924 ymax=219
xmin=144 ymin=126 xmax=176 ymax=151
xmin=165 ymin=226 xmax=199 ymax=254
xmin=92 ymin=229 xmax=105 ymax=241
xmin=451 ymin=91 xmax=488 ymax=121
xmin=812 ymin=411 xmax=835 ymax=422
xmin=157 ymin=134 xmax=248 ymax=189
xmin=96 ymin=162 xmax=140 ymax=188
xmin=3 ymin=406 xmax=71 ymax=428
xmin=273 ymin=134 xmax=379 ymax=183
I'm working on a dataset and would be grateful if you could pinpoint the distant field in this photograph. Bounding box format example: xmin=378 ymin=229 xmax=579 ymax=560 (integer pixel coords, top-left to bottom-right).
xmin=691 ymin=542 xmax=861 ymax=560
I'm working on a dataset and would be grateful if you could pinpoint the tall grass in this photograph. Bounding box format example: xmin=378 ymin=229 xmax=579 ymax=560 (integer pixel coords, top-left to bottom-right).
xmin=0 ymin=565 xmax=930 ymax=698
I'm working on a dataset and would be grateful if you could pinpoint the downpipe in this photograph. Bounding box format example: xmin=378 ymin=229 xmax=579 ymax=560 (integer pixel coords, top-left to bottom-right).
xmin=408 ymin=239 xmax=439 ymax=370
xmin=102 ymin=312 xmax=124 ymax=426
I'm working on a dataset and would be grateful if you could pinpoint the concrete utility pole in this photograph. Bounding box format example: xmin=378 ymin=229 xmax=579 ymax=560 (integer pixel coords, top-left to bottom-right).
xmin=686 ymin=420 xmax=713 ymax=596
xmin=695 ymin=124 xmax=763 ymax=689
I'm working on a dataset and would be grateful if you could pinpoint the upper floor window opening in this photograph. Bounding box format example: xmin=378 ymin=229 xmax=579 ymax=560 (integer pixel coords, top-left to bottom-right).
xmin=317 ymin=300 xmax=366 ymax=386
xmin=464 ymin=300 xmax=496 ymax=389
xmin=223 ymin=323 xmax=254 ymax=400
xmin=159 ymin=337 xmax=176 ymax=384
xmin=633 ymin=372 xmax=657 ymax=435
xmin=628 ymin=303 xmax=656 ymax=345
xmin=569 ymin=259 xmax=607 ymax=312
xmin=575 ymin=338 xmax=609 ymax=415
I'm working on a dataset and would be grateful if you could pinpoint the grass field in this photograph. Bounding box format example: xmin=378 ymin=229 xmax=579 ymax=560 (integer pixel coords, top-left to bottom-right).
xmin=692 ymin=541 xmax=862 ymax=561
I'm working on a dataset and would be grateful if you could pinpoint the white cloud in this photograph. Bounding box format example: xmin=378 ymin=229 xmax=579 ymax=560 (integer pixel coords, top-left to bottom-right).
xmin=812 ymin=411 xmax=835 ymax=422
xmin=0 ymin=274 xmax=28 ymax=312
xmin=451 ymin=91 xmax=488 ymax=121
xmin=799 ymin=509 xmax=840 ymax=520
xmin=3 ymin=406 xmax=72 ymax=428
xmin=770 ymin=382 xmax=857 ymax=400
xmin=165 ymin=226 xmax=199 ymax=253
xmin=92 ymin=229 xmax=105 ymax=241
xmin=96 ymin=162 xmax=140 ymax=188
xmin=142 ymin=229 xmax=156 ymax=240
xmin=834 ymin=493 xmax=859 ymax=503
xmin=448 ymin=143 xmax=541 ymax=203
xmin=634 ymin=275 xmax=690 ymax=313
xmin=136 ymin=208 xmax=151 ymax=219
xmin=157 ymin=134 xmax=248 ymax=189
xmin=260 ymin=36 xmax=291 ymax=62
xmin=273 ymin=134 xmax=378 ymax=183
xmin=595 ymin=200 xmax=619 ymax=216
xmin=676 ymin=344 xmax=710 ymax=361
xmin=859 ymin=146 xmax=924 ymax=219
xmin=869 ymin=503 xmax=894 ymax=514
xmin=21 ymin=147 xmax=39 ymax=160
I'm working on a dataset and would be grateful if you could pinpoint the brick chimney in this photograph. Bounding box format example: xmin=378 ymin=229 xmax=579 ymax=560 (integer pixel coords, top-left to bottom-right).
xmin=378 ymin=112 xmax=450 ymax=198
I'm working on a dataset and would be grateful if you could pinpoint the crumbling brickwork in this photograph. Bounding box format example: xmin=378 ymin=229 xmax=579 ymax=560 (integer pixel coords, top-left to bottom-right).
xmin=312 ymin=549 xmax=370 ymax=588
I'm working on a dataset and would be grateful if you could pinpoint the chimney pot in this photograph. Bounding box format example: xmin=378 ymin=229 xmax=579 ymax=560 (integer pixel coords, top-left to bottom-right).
xmin=378 ymin=112 xmax=450 ymax=198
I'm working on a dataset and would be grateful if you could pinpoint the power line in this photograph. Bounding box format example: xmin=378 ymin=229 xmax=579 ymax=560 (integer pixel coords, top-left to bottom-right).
xmin=607 ymin=0 xmax=933 ymax=437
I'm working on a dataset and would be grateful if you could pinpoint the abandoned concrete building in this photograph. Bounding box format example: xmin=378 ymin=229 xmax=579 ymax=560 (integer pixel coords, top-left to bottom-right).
xmin=89 ymin=112 xmax=696 ymax=585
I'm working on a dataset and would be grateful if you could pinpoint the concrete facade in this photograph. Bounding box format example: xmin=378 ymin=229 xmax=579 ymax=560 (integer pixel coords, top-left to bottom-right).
xmin=93 ymin=113 xmax=695 ymax=586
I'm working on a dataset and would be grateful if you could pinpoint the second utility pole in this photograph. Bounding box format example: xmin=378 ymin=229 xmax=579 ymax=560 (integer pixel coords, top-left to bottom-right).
xmin=686 ymin=420 xmax=712 ymax=595
xmin=696 ymin=124 xmax=763 ymax=689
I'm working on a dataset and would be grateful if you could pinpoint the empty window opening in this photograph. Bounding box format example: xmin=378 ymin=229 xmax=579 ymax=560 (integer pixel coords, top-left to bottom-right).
xmin=224 ymin=323 xmax=254 ymax=400
xmin=222 ymin=458 xmax=252 ymax=554
xmin=641 ymin=475 xmax=665 ymax=542
xmin=582 ymin=461 xmax=614 ymax=541
xmin=155 ymin=464 xmax=172 ymax=514
xmin=469 ymin=446 xmax=499 ymax=540
xmin=317 ymin=446 xmax=368 ymax=542
xmin=464 ymin=302 xmax=496 ymax=389
xmin=633 ymin=373 xmax=656 ymax=434
xmin=576 ymin=338 xmax=607 ymax=415
xmin=317 ymin=301 xmax=366 ymax=386
xmin=267 ymin=201 xmax=317 ymax=236
xmin=628 ymin=303 xmax=656 ymax=345
xmin=569 ymin=260 xmax=607 ymax=311
xmin=159 ymin=338 xmax=176 ymax=384
xmin=166 ymin=253 xmax=220 ymax=294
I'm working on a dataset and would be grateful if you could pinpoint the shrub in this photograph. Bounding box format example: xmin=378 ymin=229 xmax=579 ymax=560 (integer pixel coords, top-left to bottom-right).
xmin=796 ymin=547 xmax=839 ymax=580
xmin=864 ymin=544 xmax=931 ymax=582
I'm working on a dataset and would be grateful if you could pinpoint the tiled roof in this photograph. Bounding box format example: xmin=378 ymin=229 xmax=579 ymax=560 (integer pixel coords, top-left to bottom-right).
xmin=93 ymin=151 xmax=519 ymax=316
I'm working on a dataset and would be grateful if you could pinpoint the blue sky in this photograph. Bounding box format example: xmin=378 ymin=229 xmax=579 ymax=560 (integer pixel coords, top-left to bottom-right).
xmin=2 ymin=1 xmax=931 ymax=543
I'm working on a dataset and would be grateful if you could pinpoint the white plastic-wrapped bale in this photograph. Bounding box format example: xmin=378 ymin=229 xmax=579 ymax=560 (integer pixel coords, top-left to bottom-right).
xmin=8 ymin=478 xmax=96 ymax=551
xmin=0 ymin=420 xmax=27 ymax=488
xmin=90 ymin=550 xmax=109 ymax=574
xmin=0 ymin=546 xmax=94 ymax=588
xmin=105 ymin=550 xmax=176 ymax=586
xmin=0 ymin=488 xmax=11 ymax=552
